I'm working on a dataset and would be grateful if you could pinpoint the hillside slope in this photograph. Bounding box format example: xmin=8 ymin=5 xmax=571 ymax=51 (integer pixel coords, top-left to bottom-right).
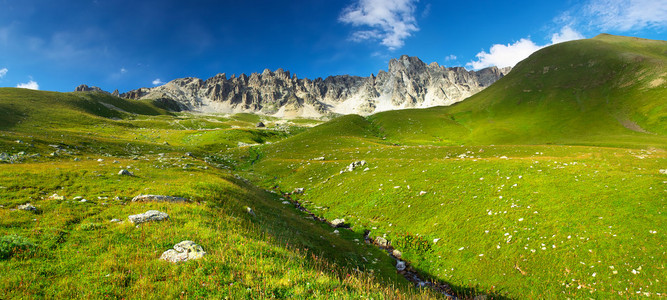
xmin=371 ymin=34 xmax=667 ymax=147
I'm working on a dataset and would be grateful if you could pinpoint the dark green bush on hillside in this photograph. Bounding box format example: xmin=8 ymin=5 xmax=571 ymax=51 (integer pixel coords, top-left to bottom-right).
xmin=0 ymin=234 xmax=35 ymax=259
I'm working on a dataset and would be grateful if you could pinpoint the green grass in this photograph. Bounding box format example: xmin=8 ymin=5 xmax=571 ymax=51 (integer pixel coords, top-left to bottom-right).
xmin=0 ymin=88 xmax=436 ymax=299
xmin=230 ymin=35 xmax=667 ymax=298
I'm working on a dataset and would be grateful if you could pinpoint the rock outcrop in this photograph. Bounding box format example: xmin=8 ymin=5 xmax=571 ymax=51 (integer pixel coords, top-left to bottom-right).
xmin=75 ymin=84 xmax=109 ymax=94
xmin=120 ymin=55 xmax=510 ymax=118
xmin=128 ymin=210 xmax=169 ymax=224
xmin=160 ymin=241 xmax=206 ymax=263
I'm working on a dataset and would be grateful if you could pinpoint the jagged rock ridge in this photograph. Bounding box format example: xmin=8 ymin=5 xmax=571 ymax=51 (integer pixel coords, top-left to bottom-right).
xmin=119 ymin=55 xmax=511 ymax=118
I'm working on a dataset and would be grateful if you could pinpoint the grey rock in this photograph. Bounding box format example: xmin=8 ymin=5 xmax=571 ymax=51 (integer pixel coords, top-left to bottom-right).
xmin=293 ymin=188 xmax=304 ymax=194
xmin=312 ymin=156 xmax=325 ymax=161
xmin=330 ymin=218 xmax=347 ymax=228
xmin=128 ymin=210 xmax=169 ymax=224
xmin=110 ymin=218 xmax=121 ymax=223
xmin=118 ymin=169 xmax=133 ymax=176
xmin=660 ymin=169 xmax=667 ymax=175
xmin=256 ymin=122 xmax=266 ymax=128
xmin=74 ymin=84 xmax=109 ymax=94
xmin=392 ymin=249 xmax=402 ymax=259
xmin=18 ymin=203 xmax=37 ymax=211
xmin=342 ymin=160 xmax=367 ymax=173
xmin=160 ymin=240 xmax=206 ymax=263
xmin=131 ymin=194 xmax=190 ymax=202
xmin=120 ymin=56 xmax=509 ymax=118
xmin=245 ymin=206 xmax=256 ymax=216
xmin=396 ymin=260 xmax=406 ymax=271
xmin=375 ymin=236 xmax=388 ymax=247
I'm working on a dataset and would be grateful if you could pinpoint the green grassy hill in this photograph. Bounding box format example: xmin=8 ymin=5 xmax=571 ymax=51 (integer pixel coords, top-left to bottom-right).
xmin=370 ymin=34 xmax=667 ymax=147
xmin=236 ymin=35 xmax=667 ymax=298
xmin=0 ymin=89 xmax=435 ymax=299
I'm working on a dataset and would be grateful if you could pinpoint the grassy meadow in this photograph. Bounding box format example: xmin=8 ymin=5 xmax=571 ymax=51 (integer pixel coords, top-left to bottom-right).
xmin=1 ymin=34 xmax=666 ymax=299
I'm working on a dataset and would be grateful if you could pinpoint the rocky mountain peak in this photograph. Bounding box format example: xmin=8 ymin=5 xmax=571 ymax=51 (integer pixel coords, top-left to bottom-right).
xmin=120 ymin=56 xmax=510 ymax=118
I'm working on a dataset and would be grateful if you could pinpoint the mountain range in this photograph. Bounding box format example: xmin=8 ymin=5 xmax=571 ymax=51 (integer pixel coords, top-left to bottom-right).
xmin=78 ymin=56 xmax=510 ymax=118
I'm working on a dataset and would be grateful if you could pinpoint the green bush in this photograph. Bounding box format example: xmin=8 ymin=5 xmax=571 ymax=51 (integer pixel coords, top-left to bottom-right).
xmin=0 ymin=234 xmax=35 ymax=259
xmin=392 ymin=232 xmax=432 ymax=255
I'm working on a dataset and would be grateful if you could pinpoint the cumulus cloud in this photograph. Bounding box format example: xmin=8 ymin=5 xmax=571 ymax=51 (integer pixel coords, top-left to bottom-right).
xmin=16 ymin=80 xmax=39 ymax=90
xmin=468 ymin=26 xmax=584 ymax=69
xmin=152 ymin=78 xmax=165 ymax=85
xmin=586 ymin=0 xmax=667 ymax=31
xmin=0 ymin=68 xmax=7 ymax=78
xmin=551 ymin=26 xmax=585 ymax=44
xmin=339 ymin=0 xmax=419 ymax=50
xmin=444 ymin=54 xmax=457 ymax=61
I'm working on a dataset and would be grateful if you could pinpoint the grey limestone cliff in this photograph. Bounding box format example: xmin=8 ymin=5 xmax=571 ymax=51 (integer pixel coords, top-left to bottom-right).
xmin=120 ymin=55 xmax=510 ymax=118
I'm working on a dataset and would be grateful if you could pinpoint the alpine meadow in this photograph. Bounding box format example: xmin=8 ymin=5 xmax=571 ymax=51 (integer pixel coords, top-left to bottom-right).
xmin=1 ymin=30 xmax=665 ymax=300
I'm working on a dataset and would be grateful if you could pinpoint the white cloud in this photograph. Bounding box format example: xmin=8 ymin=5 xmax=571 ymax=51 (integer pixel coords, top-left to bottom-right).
xmin=339 ymin=0 xmax=419 ymax=50
xmin=468 ymin=38 xmax=542 ymax=69
xmin=551 ymin=26 xmax=585 ymax=44
xmin=120 ymin=67 xmax=127 ymax=74
xmin=16 ymin=80 xmax=39 ymax=90
xmin=586 ymin=0 xmax=667 ymax=31
xmin=0 ymin=68 xmax=7 ymax=78
xmin=468 ymin=26 xmax=584 ymax=69
xmin=152 ymin=78 xmax=165 ymax=85
xmin=444 ymin=54 xmax=457 ymax=61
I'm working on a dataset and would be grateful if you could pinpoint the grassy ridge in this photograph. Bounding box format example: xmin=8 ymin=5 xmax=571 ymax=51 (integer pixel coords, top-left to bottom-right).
xmin=370 ymin=34 xmax=667 ymax=147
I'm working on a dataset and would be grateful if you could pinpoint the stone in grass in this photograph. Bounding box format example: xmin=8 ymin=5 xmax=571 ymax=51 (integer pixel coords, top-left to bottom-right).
xmin=375 ymin=236 xmax=388 ymax=248
xmin=118 ymin=169 xmax=133 ymax=176
xmin=392 ymin=249 xmax=402 ymax=259
xmin=128 ymin=210 xmax=169 ymax=224
xmin=18 ymin=203 xmax=37 ymax=212
xmin=330 ymin=218 xmax=348 ymax=228
xmin=660 ymin=169 xmax=667 ymax=175
xmin=160 ymin=241 xmax=206 ymax=263
xmin=131 ymin=194 xmax=190 ymax=203
xmin=396 ymin=260 xmax=406 ymax=271
xmin=245 ymin=206 xmax=256 ymax=216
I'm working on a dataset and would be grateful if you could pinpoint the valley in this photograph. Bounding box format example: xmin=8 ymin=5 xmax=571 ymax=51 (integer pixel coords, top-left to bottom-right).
xmin=1 ymin=34 xmax=665 ymax=299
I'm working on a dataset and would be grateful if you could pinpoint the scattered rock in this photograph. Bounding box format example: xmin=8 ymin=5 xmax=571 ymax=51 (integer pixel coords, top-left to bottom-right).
xmin=73 ymin=196 xmax=83 ymax=201
xmin=342 ymin=160 xmax=367 ymax=173
xmin=330 ymin=218 xmax=348 ymax=228
xmin=363 ymin=167 xmax=370 ymax=171
xmin=660 ymin=169 xmax=667 ymax=175
xmin=118 ymin=169 xmax=133 ymax=176
xmin=293 ymin=188 xmax=304 ymax=194
xmin=128 ymin=210 xmax=169 ymax=224
xmin=433 ymin=238 xmax=440 ymax=244
xmin=333 ymin=229 xmax=339 ymax=234
xmin=419 ymin=191 xmax=428 ymax=196
xmin=282 ymin=201 xmax=290 ymax=205
xmin=113 ymin=160 xmax=120 ymax=164
xmin=131 ymin=194 xmax=190 ymax=202
xmin=396 ymin=260 xmax=406 ymax=271
xmin=245 ymin=206 xmax=256 ymax=216
xmin=160 ymin=240 xmax=206 ymax=263
xmin=375 ymin=236 xmax=388 ymax=247
xmin=256 ymin=122 xmax=266 ymax=128
xmin=79 ymin=199 xmax=88 ymax=203
xmin=110 ymin=218 xmax=121 ymax=223
xmin=18 ymin=203 xmax=37 ymax=212
xmin=73 ymin=157 xmax=80 ymax=161
xmin=392 ymin=249 xmax=402 ymax=259
xmin=48 ymin=194 xmax=65 ymax=200
xmin=184 ymin=152 xmax=193 ymax=157
xmin=312 ymin=156 xmax=325 ymax=161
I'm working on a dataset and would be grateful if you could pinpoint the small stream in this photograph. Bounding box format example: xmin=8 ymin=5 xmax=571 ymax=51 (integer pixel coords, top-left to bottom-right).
xmin=281 ymin=190 xmax=459 ymax=299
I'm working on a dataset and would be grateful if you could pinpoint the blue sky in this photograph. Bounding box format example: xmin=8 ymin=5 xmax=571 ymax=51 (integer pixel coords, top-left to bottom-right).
xmin=0 ymin=0 xmax=665 ymax=92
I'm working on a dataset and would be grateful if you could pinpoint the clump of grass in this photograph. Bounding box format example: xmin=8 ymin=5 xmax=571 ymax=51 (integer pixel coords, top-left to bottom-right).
xmin=0 ymin=234 xmax=35 ymax=259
